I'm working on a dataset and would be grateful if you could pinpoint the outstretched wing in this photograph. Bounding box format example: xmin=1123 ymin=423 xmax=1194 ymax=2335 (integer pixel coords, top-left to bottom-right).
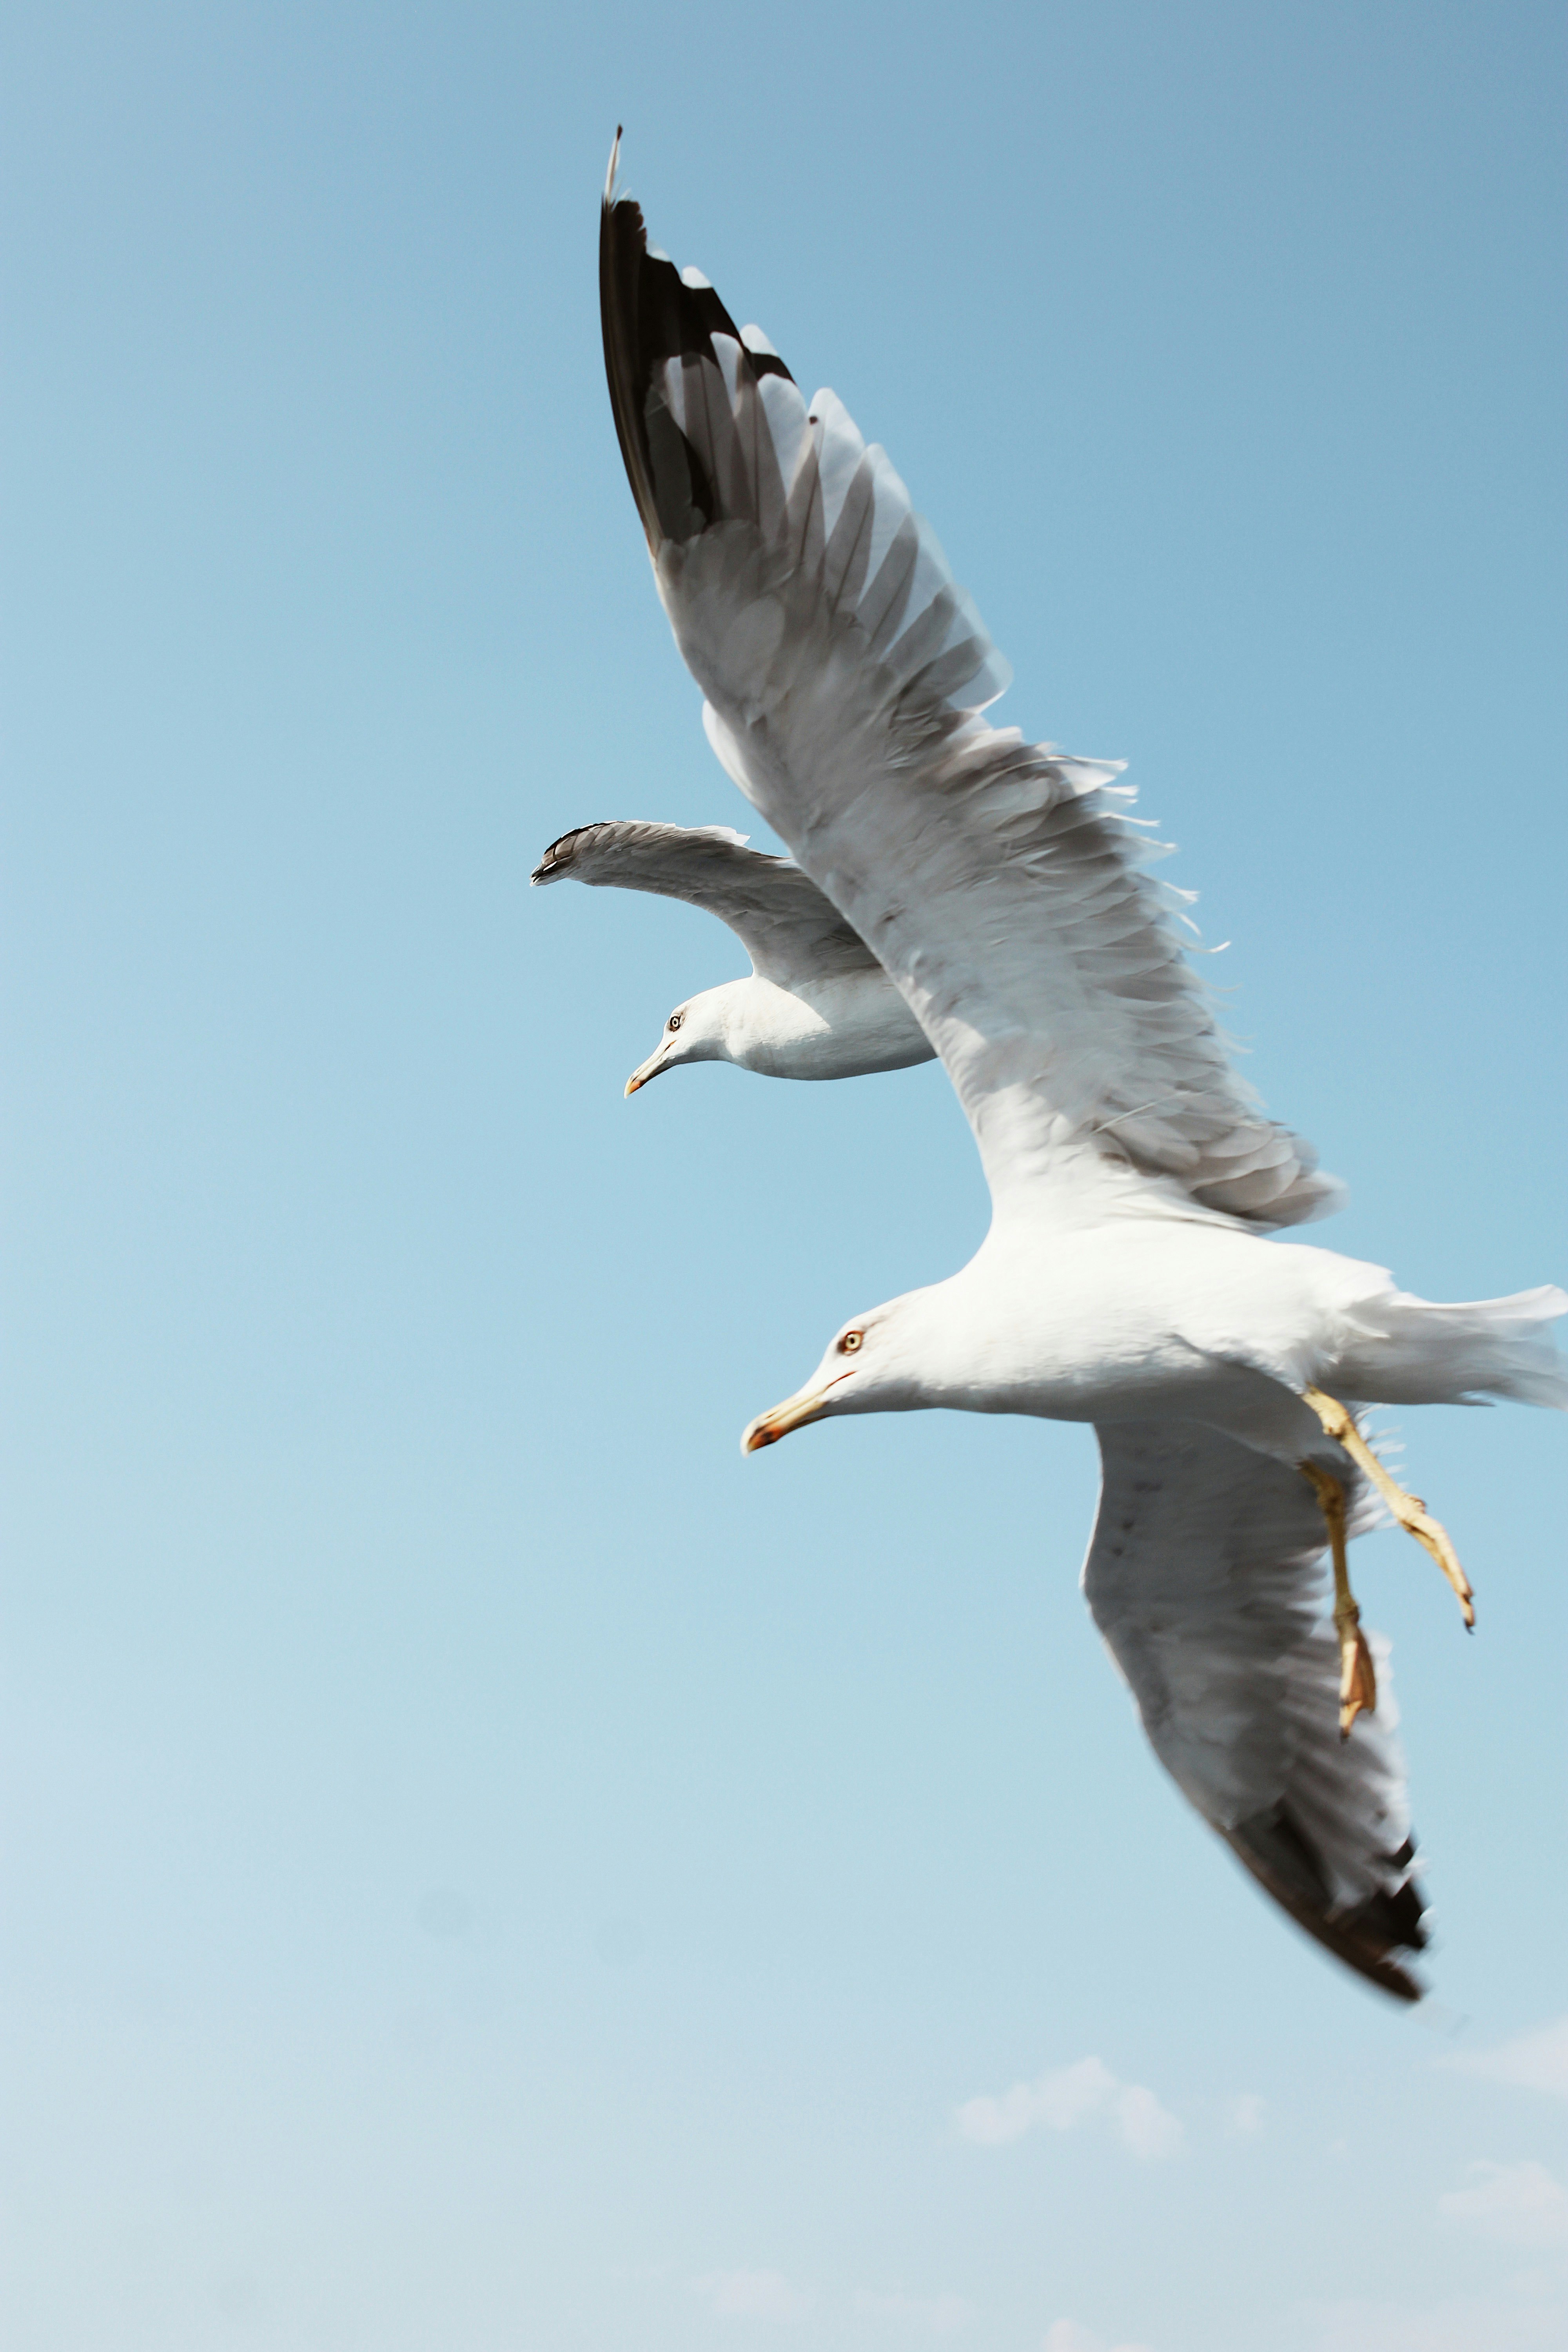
xmin=599 ymin=151 xmax=1339 ymax=1229
xmin=531 ymin=820 xmax=879 ymax=988
xmin=1084 ymin=1419 xmax=1426 ymax=2002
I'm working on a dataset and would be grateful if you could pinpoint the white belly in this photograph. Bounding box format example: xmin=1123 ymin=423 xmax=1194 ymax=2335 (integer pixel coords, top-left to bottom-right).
xmin=729 ymin=970 xmax=934 ymax=1080
xmin=937 ymin=1220 xmax=1377 ymax=1454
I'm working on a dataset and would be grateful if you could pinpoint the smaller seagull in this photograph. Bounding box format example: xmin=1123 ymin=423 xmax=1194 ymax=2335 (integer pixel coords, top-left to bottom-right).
xmin=531 ymin=818 xmax=933 ymax=1092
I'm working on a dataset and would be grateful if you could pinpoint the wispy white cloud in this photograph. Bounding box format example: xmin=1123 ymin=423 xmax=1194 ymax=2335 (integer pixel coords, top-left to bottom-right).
xmin=1041 ymin=2319 xmax=1154 ymax=2352
xmin=1226 ymin=2092 xmax=1265 ymax=2136
xmin=957 ymin=2055 xmax=1181 ymax=2160
xmin=853 ymin=2287 xmax=975 ymax=2332
xmin=692 ymin=2268 xmax=813 ymax=2321
xmin=959 ymin=2054 xmax=1116 ymax=2142
xmin=1449 ymin=2015 xmax=1568 ymax=2101
xmin=1114 ymin=2082 xmax=1183 ymax=2161
xmin=1437 ymin=2160 xmax=1568 ymax=2250
xmin=1303 ymin=2295 xmax=1566 ymax=2351
xmin=1296 ymin=2161 xmax=1568 ymax=2346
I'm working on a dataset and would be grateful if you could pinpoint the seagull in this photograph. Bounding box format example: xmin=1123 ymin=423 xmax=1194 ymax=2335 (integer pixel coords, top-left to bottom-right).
xmin=530 ymin=818 xmax=934 ymax=1091
xmin=590 ymin=136 xmax=1566 ymax=1999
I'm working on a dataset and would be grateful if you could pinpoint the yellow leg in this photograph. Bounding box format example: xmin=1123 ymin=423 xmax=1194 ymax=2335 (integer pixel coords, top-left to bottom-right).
xmin=1300 ymin=1461 xmax=1378 ymax=1738
xmin=1302 ymin=1387 xmax=1475 ymax=1630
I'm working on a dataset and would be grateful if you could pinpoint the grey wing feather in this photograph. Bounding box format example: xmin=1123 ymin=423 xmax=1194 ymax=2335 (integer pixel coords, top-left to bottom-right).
xmin=598 ymin=165 xmax=1339 ymax=1229
xmin=1084 ymin=1420 xmax=1427 ymax=2002
xmin=530 ymin=819 xmax=879 ymax=987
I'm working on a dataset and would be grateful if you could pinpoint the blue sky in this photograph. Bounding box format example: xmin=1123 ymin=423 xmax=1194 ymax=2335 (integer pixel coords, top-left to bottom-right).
xmin=3 ymin=3 xmax=1565 ymax=2347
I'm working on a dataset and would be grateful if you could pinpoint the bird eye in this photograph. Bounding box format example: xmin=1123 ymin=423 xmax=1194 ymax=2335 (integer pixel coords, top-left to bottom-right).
xmin=668 ymin=1013 xmax=683 ymax=1031
xmin=839 ymin=1330 xmax=863 ymax=1354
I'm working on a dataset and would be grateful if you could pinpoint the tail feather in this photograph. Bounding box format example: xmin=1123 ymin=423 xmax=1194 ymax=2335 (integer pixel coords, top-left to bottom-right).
xmin=1341 ymin=1283 xmax=1568 ymax=1409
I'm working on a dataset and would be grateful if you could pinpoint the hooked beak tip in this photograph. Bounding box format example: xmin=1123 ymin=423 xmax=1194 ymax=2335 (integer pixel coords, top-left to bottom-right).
xmin=624 ymin=1047 xmax=670 ymax=1097
xmin=740 ymin=1374 xmax=850 ymax=1455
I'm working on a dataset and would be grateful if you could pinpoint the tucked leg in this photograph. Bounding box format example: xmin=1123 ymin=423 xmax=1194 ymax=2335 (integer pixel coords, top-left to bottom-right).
xmin=1302 ymin=1387 xmax=1475 ymax=1630
xmin=1300 ymin=1460 xmax=1378 ymax=1738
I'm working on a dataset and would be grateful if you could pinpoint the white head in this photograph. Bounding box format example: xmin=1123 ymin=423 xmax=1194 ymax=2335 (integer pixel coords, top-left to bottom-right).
xmin=740 ymin=1295 xmax=938 ymax=1452
xmin=622 ymin=982 xmax=744 ymax=1095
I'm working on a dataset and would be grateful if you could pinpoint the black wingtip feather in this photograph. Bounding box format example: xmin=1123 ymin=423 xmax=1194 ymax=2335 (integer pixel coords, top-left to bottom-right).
xmin=1225 ymin=1802 xmax=1428 ymax=2004
xmin=599 ymin=145 xmax=795 ymax=552
xmin=530 ymin=824 xmax=605 ymax=886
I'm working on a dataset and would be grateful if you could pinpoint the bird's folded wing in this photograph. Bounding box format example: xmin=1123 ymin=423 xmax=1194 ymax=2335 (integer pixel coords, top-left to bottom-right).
xmin=530 ymin=820 xmax=878 ymax=987
xmin=600 ymin=158 xmax=1338 ymax=1227
xmin=1083 ymin=1419 xmax=1426 ymax=2002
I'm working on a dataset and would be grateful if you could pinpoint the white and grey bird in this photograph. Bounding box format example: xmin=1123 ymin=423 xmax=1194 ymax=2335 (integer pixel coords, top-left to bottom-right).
xmin=530 ymin=818 xmax=934 ymax=1091
xmin=586 ymin=138 xmax=1566 ymax=2000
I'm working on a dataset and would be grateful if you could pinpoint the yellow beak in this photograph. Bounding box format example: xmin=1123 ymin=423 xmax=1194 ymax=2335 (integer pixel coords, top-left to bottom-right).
xmin=741 ymin=1371 xmax=856 ymax=1454
xmin=624 ymin=1044 xmax=670 ymax=1097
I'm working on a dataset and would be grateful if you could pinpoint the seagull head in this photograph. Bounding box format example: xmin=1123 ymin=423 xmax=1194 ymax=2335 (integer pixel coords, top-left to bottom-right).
xmin=741 ymin=1299 xmax=932 ymax=1452
xmin=623 ymin=984 xmax=739 ymax=1095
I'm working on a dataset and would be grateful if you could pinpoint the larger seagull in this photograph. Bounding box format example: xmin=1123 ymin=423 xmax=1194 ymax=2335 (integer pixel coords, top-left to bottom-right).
xmin=584 ymin=136 xmax=1566 ymax=2000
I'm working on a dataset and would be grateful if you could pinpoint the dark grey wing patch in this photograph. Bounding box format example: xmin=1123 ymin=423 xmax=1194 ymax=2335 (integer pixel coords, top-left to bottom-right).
xmin=530 ymin=818 xmax=879 ymax=987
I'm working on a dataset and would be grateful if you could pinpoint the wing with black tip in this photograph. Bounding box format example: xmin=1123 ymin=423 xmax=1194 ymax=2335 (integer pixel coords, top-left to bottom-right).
xmin=1084 ymin=1419 xmax=1427 ymax=2002
xmin=596 ymin=138 xmax=1339 ymax=1229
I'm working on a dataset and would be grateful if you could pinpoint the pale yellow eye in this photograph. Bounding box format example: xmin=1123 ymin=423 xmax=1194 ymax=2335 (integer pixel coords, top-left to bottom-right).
xmin=668 ymin=1012 xmax=683 ymax=1031
xmin=840 ymin=1330 xmax=863 ymax=1354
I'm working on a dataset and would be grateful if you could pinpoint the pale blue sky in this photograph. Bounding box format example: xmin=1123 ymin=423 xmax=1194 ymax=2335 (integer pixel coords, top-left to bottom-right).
xmin=3 ymin=4 xmax=1566 ymax=2348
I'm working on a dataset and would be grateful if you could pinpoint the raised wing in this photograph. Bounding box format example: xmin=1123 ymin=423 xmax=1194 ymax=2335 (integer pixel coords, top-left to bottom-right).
xmin=599 ymin=151 xmax=1339 ymax=1229
xmin=1084 ymin=1420 xmax=1426 ymax=2001
xmin=531 ymin=820 xmax=879 ymax=988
